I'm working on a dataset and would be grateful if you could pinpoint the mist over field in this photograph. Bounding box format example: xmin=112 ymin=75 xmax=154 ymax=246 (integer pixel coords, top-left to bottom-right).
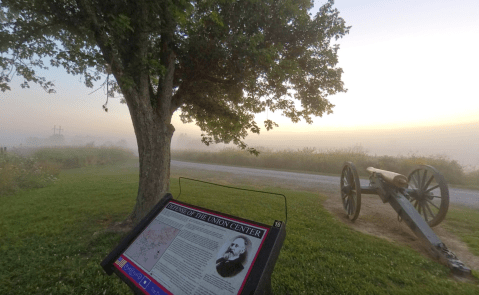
xmin=0 ymin=132 xmax=136 ymax=153
xmin=172 ymin=121 xmax=479 ymax=170
xmin=2 ymin=119 xmax=478 ymax=170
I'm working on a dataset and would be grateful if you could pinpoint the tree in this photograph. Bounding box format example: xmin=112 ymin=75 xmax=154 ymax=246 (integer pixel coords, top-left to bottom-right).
xmin=1 ymin=0 xmax=349 ymax=224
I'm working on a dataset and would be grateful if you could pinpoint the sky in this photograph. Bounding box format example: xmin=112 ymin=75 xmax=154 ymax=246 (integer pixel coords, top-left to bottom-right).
xmin=1 ymin=0 xmax=479 ymax=167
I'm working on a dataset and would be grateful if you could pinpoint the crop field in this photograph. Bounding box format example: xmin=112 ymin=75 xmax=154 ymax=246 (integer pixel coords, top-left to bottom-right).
xmin=1 ymin=154 xmax=478 ymax=294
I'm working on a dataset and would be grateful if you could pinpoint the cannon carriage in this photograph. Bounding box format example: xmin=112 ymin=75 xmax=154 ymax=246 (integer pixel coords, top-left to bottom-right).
xmin=339 ymin=162 xmax=470 ymax=276
xmin=340 ymin=163 xmax=449 ymax=226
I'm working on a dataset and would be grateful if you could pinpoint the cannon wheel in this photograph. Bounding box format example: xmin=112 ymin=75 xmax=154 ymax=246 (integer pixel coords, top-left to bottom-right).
xmin=340 ymin=162 xmax=361 ymax=221
xmin=407 ymin=165 xmax=449 ymax=227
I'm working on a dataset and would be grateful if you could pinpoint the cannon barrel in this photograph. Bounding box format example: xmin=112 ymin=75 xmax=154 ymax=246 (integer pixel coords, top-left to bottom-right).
xmin=366 ymin=167 xmax=408 ymax=188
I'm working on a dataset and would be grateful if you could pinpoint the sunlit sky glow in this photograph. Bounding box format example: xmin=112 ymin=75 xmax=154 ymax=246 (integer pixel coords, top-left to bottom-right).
xmin=1 ymin=0 xmax=479 ymax=165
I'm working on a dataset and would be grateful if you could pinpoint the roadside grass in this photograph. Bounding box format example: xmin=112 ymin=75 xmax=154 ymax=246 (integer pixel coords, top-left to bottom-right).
xmin=1 ymin=163 xmax=478 ymax=294
xmin=443 ymin=205 xmax=479 ymax=259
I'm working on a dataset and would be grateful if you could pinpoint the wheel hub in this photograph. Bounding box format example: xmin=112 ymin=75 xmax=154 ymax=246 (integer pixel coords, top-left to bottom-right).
xmin=342 ymin=185 xmax=352 ymax=195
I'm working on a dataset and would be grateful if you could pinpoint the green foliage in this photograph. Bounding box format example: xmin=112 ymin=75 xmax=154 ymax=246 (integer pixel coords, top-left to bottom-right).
xmin=32 ymin=147 xmax=136 ymax=169
xmin=172 ymin=147 xmax=478 ymax=188
xmin=2 ymin=0 xmax=352 ymax=221
xmin=177 ymin=0 xmax=350 ymax=150
xmin=1 ymin=0 xmax=350 ymax=152
xmin=0 ymin=163 xmax=477 ymax=294
xmin=464 ymin=170 xmax=479 ymax=190
xmin=0 ymin=147 xmax=136 ymax=196
xmin=0 ymin=152 xmax=60 ymax=196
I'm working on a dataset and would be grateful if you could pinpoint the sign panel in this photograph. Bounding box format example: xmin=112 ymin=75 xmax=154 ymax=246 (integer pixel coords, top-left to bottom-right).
xmin=112 ymin=200 xmax=269 ymax=295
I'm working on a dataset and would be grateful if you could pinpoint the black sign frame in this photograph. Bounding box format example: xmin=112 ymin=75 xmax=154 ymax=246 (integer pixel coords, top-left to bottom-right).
xmin=101 ymin=193 xmax=286 ymax=295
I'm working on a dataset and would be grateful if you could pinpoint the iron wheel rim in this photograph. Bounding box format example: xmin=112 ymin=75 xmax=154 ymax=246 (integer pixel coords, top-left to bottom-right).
xmin=340 ymin=162 xmax=361 ymax=221
xmin=407 ymin=165 xmax=449 ymax=227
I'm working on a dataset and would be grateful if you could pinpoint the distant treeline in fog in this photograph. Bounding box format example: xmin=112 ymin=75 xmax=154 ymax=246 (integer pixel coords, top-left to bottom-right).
xmin=172 ymin=147 xmax=479 ymax=189
xmin=20 ymin=134 xmax=131 ymax=150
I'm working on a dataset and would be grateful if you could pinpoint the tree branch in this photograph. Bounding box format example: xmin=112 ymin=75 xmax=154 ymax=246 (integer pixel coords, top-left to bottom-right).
xmin=75 ymin=0 xmax=123 ymax=76
xmin=170 ymin=85 xmax=185 ymax=115
xmin=157 ymin=47 xmax=175 ymax=116
xmin=200 ymin=75 xmax=236 ymax=85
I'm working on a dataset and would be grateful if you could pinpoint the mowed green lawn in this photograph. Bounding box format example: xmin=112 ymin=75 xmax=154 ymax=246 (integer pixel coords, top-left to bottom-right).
xmin=1 ymin=160 xmax=478 ymax=294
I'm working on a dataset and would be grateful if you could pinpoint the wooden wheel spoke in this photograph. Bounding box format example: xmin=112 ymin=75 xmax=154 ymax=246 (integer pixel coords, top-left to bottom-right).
xmin=347 ymin=168 xmax=354 ymax=187
xmin=422 ymin=204 xmax=429 ymax=222
xmin=340 ymin=162 xmax=361 ymax=221
xmin=411 ymin=171 xmax=420 ymax=188
xmin=351 ymin=198 xmax=355 ymax=215
xmin=415 ymin=170 xmax=421 ymax=188
xmin=420 ymin=170 xmax=428 ymax=190
xmin=424 ymin=202 xmax=436 ymax=218
xmin=342 ymin=170 xmax=349 ymax=186
xmin=426 ymin=199 xmax=440 ymax=210
xmin=407 ymin=165 xmax=449 ymax=227
xmin=423 ymin=175 xmax=434 ymax=192
xmin=425 ymin=184 xmax=440 ymax=193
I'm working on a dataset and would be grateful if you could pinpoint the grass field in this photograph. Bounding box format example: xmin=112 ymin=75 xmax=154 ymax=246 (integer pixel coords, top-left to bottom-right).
xmin=1 ymin=159 xmax=478 ymax=294
xmin=443 ymin=205 xmax=479 ymax=257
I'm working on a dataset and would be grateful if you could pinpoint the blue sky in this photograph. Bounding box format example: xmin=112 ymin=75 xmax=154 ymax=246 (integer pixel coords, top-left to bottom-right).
xmin=1 ymin=0 xmax=478 ymax=166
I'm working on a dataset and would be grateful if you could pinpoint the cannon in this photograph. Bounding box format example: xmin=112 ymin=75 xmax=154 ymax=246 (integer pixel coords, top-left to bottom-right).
xmin=340 ymin=162 xmax=471 ymax=276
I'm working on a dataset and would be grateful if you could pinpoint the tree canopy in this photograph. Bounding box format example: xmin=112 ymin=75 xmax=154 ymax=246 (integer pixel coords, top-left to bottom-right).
xmin=1 ymin=0 xmax=349 ymax=148
xmin=1 ymin=0 xmax=350 ymax=222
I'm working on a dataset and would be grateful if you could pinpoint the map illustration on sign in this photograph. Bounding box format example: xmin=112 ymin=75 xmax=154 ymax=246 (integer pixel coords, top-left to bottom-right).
xmin=125 ymin=220 xmax=179 ymax=271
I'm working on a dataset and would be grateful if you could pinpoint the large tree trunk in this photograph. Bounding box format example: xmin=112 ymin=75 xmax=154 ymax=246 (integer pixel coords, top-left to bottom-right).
xmin=111 ymin=29 xmax=177 ymax=225
xmin=122 ymin=79 xmax=175 ymax=224
xmin=131 ymin=118 xmax=174 ymax=224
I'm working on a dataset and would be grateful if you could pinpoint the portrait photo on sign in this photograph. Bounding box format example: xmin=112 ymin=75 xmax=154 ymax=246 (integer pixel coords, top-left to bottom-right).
xmin=216 ymin=235 xmax=252 ymax=278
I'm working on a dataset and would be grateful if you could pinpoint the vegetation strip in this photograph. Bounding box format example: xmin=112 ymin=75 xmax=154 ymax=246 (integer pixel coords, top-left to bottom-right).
xmin=0 ymin=147 xmax=135 ymax=196
xmin=172 ymin=148 xmax=479 ymax=190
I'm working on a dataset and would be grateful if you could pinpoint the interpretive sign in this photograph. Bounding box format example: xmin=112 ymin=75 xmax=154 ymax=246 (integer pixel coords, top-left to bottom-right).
xmin=101 ymin=194 xmax=286 ymax=295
